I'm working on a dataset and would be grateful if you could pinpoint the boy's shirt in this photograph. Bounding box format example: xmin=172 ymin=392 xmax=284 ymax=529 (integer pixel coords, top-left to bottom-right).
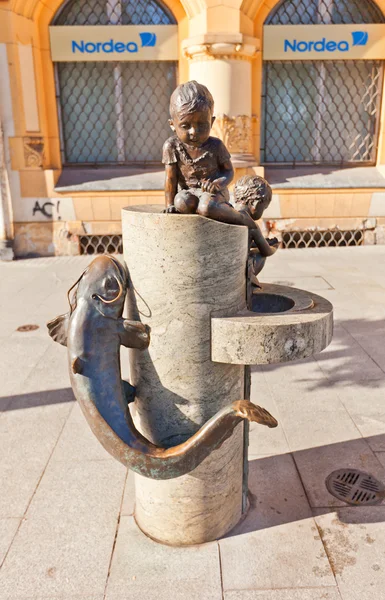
xmin=162 ymin=136 xmax=231 ymax=191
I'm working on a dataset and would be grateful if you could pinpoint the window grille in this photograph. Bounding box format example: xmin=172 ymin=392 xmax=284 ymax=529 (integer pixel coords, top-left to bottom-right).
xmin=266 ymin=0 xmax=385 ymax=25
xmin=54 ymin=0 xmax=177 ymax=165
xmin=262 ymin=0 xmax=385 ymax=166
xmin=262 ymin=60 xmax=383 ymax=164
xmin=57 ymin=61 xmax=176 ymax=164
xmin=55 ymin=0 xmax=176 ymax=26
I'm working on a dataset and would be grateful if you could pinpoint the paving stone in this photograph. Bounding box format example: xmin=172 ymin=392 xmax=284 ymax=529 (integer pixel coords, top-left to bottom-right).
xmin=120 ymin=470 xmax=135 ymax=516
xmin=269 ymin=382 xmax=360 ymax=452
xmin=0 ymin=401 xmax=72 ymax=518
xmin=0 ymin=336 xmax=51 ymax=398
xmin=293 ymin=439 xmax=385 ymax=508
xmin=315 ymin=508 xmax=385 ymax=600
xmin=225 ymin=590 xmax=342 ymax=599
xmin=249 ymin=369 xmax=289 ymax=455
xmin=105 ymin=516 xmax=222 ymax=600
xmin=335 ymin=384 xmax=385 ymax=452
xmin=0 ymin=519 xmax=20 ymax=566
xmin=376 ymin=452 xmax=385 ymax=468
xmin=0 ymin=459 xmax=125 ymax=599
xmin=220 ymin=454 xmax=335 ymax=591
xmin=51 ymin=402 xmax=110 ymax=463
xmin=314 ymin=326 xmax=384 ymax=384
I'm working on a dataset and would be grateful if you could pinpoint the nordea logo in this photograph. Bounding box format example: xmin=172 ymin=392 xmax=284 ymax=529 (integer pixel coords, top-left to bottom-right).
xmin=71 ymin=32 xmax=157 ymax=54
xmin=284 ymin=31 xmax=369 ymax=54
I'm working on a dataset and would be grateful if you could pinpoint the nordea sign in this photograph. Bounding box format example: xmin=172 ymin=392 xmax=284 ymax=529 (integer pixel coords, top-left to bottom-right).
xmin=50 ymin=25 xmax=178 ymax=62
xmin=264 ymin=24 xmax=385 ymax=61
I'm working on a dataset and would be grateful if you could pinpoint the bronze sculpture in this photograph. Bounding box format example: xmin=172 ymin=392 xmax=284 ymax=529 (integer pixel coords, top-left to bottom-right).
xmin=47 ymin=255 xmax=277 ymax=480
xmin=163 ymin=80 xmax=278 ymax=267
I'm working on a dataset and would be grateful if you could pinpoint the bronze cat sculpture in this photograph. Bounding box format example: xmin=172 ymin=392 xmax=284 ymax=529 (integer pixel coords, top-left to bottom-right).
xmin=47 ymin=255 xmax=277 ymax=480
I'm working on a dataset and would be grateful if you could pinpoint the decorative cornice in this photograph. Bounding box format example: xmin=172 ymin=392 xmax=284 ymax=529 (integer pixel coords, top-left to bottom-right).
xmin=23 ymin=136 xmax=44 ymax=168
xmin=182 ymin=34 xmax=260 ymax=61
xmin=212 ymin=114 xmax=256 ymax=154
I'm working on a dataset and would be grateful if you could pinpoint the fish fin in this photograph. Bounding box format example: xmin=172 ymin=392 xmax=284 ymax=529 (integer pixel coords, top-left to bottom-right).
xmin=71 ymin=356 xmax=83 ymax=374
xmin=47 ymin=313 xmax=70 ymax=347
xmin=118 ymin=318 xmax=150 ymax=350
xmin=122 ymin=380 xmax=136 ymax=405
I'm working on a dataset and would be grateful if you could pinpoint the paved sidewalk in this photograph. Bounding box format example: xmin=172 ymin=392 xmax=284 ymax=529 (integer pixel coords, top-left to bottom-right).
xmin=0 ymin=247 xmax=385 ymax=600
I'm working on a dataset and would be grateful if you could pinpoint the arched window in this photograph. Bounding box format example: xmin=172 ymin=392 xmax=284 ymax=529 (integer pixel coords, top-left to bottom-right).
xmin=54 ymin=0 xmax=177 ymax=165
xmin=262 ymin=0 xmax=385 ymax=165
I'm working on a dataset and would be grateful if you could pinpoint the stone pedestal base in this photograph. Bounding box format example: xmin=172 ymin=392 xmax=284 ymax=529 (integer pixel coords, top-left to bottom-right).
xmin=122 ymin=206 xmax=249 ymax=545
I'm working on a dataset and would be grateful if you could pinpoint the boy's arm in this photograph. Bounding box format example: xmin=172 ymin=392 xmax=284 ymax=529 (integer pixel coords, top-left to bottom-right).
xmin=249 ymin=221 xmax=277 ymax=257
xmin=202 ymin=159 xmax=234 ymax=193
xmin=164 ymin=164 xmax=178 ymax=210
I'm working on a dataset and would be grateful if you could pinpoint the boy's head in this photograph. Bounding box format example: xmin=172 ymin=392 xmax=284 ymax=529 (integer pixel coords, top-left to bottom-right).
xmin=234 ymin=175 xmax=272 ymax=221
xmin=169 ymin=81 xmax=215 ymax=147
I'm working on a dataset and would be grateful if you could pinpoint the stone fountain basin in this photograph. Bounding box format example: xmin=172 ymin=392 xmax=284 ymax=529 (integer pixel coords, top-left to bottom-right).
xmin=211 ymin=283 xmax=333 ymax=365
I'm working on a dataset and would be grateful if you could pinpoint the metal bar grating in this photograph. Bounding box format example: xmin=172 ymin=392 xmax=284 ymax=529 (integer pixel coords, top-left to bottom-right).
xmin=281 ymin=229 xmax=364 ymax=248
xmin=80 ymin=234 xmax=123 ymax=254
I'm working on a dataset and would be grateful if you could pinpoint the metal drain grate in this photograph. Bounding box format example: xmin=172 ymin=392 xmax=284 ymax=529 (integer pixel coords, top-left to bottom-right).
xmin=326 ymin=469 xmax=384 ymax=506
xmin=80 ymin=235 xmax=123 ymax=255
xmin=282 ymin=229 xmax=364 ymax=249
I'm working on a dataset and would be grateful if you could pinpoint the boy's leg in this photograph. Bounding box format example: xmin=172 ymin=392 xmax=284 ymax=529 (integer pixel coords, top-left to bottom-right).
xmin=175 ymin=190 xmax=199 ymax=214
xmin=197 ymin=193 xmax=256 ymax=228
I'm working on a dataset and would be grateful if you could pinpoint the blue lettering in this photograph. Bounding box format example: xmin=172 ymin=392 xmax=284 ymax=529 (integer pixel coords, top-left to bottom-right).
xmin=338 ymin=41 xmax=349 ymax=51
xmin=314 ymin=38 xmax=326 ymax=52
xmin=126 ymin=42 xmax=138 ymax=53
xmin=115 ymin=42 xmax=125 ymax=53
xmin=85 ymin=42 xmax=96 ymax=53
xmin=72 ymin=40 xmax=85 ymax=53
xmin=308 ymin=41 xmax=314 ymax=51
xmin=284 ymin=39 xmax=297 ymax=52
xmin=326 ymin=41 xmax=337 ymax=51
xmin=102 ymin=40 xmax=114 ymax=53
xmin=297 ymin=41 xmax=307 ymax=52
xmin=96 ymin=42 xmax=102 ymax=52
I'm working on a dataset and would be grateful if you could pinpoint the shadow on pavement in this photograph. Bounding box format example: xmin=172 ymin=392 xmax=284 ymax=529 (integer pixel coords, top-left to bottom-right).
xmin=1 ymin=388 xmax=75 ymax=412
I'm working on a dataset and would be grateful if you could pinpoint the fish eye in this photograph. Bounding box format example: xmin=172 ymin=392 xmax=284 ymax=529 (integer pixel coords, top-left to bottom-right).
xmin=104 ymin=276 xmax=117 ymax=290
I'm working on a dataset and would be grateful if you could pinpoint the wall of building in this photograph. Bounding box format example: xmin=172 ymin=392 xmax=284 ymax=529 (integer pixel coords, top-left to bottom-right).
xmin=1 ymin=0 xmax=385 ymax=256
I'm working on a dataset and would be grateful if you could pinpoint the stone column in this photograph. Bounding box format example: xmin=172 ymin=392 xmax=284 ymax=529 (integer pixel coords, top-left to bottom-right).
xmin=183 ymin=35 xmax=260 ymax=168
xmin=122 ymin=206 xmax=249 ymax=545
xmin=0 ymin=123 xmax=14 ymax=261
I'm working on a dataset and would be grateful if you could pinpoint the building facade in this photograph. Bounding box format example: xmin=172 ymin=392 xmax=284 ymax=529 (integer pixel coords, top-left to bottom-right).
xmin=2 ymin=0 xmax=385 ymax=256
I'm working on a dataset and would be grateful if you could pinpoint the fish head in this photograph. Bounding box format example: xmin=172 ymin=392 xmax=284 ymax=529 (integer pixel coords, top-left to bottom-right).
xmin=72 ymin=255 xmax=128 ymax=317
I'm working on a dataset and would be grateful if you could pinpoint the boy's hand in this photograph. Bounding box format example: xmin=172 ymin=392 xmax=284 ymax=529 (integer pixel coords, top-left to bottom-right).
xmin=201 ymin=177 xmax=227 ymax=193
xmin=163 ymin=205 xmax=178 ymax=214
xmin=267 ymin=237 xmax=279 ymax=248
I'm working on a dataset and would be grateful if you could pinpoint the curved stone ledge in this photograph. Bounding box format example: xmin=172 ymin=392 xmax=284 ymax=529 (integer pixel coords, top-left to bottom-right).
xmin=211 ymin=284 xmax=333 ymax=365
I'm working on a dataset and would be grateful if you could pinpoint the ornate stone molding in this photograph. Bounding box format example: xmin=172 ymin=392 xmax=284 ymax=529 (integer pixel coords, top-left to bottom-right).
xmin=23 ymin=136 xmax=44 ymax=168
xmin=182 ymin=35 xmax=260 ymax=61
xmin=212 ymin=115 xmax=255 ymax=155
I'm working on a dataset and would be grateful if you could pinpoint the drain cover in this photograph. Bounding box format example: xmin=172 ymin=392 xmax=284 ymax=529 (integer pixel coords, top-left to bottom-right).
xmin=17 ymin=324 xmax=39 ymax=332
xmin=326 ymin=469 xmax=384 ymax=506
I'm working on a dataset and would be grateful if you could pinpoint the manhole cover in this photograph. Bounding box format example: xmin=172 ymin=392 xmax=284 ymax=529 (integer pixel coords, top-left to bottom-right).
xmin=326 ymin=469 xmax=384 ymax=506
xmin=16 ymin=324 xmax=39 ymax=332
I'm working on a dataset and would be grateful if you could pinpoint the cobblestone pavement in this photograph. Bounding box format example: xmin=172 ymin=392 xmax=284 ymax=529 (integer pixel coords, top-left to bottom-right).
xmin=0 ymin=247 xmax=385 ymax=600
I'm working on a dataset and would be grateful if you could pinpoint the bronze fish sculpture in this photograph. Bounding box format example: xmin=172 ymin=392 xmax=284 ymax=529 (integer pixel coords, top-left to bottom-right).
xmin=47 ymin=255 xmax=277 ymax=480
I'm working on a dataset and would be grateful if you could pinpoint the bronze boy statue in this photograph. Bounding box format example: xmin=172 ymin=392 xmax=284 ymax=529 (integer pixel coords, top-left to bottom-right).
xmin=163 ymin=80 xmax=278 ymax=267
xmin=234 ymin=175 xmax=279 ymax=283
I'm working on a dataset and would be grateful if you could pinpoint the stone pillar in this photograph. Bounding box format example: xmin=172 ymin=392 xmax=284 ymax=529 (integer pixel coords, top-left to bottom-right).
xmin=0 ymin=123 xmax=14 ymax=261
xmin=183 ymin=35 xmax=260 ymax=167
xmin=122 ymin=206 xmax=249 ymax=545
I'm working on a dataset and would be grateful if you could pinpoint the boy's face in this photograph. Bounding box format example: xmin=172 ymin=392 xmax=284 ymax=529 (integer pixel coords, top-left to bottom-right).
xmin=249 ymin=196 xmax=271 ymax=221
xmin=169 ymin=109 xmax=214 ymax=147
